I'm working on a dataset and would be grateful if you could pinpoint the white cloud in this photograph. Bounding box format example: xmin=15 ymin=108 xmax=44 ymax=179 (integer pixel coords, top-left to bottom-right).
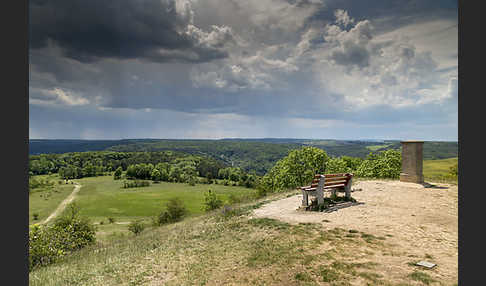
xmin=29 ymin=87 xmax=90 ymax=106
xmin=334 ymin=9 xmax=354 ymax=28
xmin=188 ymin=8 xmax=456 ymax=112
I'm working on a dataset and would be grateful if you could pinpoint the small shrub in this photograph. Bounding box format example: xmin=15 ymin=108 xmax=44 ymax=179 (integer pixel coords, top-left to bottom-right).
xmin=128 ymin=221 xmax=145 ymax=235
xmin=33 ymin=213 xmax=39 ymax=220
xmin=108 ymin=217 xmax=115 ymax=224
xmin=203 ymin=190 xmax=223 ymax=212
xmin=157 ymin=197 xmax=187 ymax=225
xmin=29 ymin=203 xmax=96 ymax=271
xmin=123 ymin=180 xmax=150 ymax=189
xmin=99 ymin=220 xmax=104 ymax=225
xmin=449 ymin=162 xmax=458 ymax=177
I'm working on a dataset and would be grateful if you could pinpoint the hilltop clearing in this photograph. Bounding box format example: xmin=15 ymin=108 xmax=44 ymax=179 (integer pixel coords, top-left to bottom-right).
xmin=30 ymin=179 xmax=457 ymax=285
xmin=253 ymin=180 xmax=458 ymax=284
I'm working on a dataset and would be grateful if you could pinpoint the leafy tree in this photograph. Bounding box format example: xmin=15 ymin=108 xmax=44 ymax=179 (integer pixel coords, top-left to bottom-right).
xmin=325 ymin=157 xmax=352 ymax=174
xmin=203 ymin=190 xmax=223 ymax=211
xmin=169 ymin=166 xmax=182 ymax=182
xmin=113 ymin=167 xmax=122 ymax=180
xmin=187 ymin=175 xmax=197 ymax=186
xmin=340 ymin=156 xmax=364 ymax=172
xmin=260 ymin=146 xmax=329 ymax=192
xmin=126 ymin=165 xmax=137 ymax=179
xmin=151 ymin=168 xmax=162 ymax=182
xmin=356 ymin=150 xmax=401 ymax=179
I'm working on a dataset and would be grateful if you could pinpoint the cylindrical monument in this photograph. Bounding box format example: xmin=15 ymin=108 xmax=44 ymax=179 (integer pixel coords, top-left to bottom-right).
xmin=400 ymin=140 xmax=424 ymax=184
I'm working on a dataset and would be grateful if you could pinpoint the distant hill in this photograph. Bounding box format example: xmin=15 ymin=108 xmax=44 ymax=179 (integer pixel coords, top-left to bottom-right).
xmin=29 ymin=139 xmax=134 ymax=155
xmin=373 ymin=141 xmax=458 ymax=160
xmin=29 ymin=139 xmax=458 ymax=175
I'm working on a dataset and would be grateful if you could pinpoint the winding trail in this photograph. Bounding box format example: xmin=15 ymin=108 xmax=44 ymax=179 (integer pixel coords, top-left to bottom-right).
xmin=42 ymin=182 xmax=82 ymax=225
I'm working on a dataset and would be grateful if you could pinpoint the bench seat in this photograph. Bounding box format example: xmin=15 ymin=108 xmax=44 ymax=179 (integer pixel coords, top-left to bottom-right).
xmin=300 ymin=173 xmax=353 ymax=207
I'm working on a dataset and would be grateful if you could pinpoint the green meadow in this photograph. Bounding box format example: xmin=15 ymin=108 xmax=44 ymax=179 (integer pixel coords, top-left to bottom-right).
xmin=73 ymin=176 xmax=257 ymax=219
xmin=30 ymin=175 xmax=259 ymax=239
xmin=29 ymin=179 xmax=76 ymax=224
xmin=423 ymin=157 xmax=458 ymax=183
xmin=365 ymin=144 xmax=391 ymax=152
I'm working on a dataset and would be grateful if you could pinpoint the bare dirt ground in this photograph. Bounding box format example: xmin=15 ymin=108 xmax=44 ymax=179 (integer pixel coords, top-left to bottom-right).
xmin=42 ymin=182 xmax=81 ymax=224
xmin=252 ymin=180 xmax=458 ymax=284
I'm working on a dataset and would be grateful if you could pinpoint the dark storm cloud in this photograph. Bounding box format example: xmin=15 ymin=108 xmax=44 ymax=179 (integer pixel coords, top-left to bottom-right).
xmin=29 ymin=0 xmax=457 ymax=140
xmin=29 ymin=0 xmax=228 ymax=63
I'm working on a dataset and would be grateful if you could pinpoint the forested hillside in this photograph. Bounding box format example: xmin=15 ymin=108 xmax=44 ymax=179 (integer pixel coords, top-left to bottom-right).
xmin=29 ymin=151 xmax=225 ymax=179
xmin=29 ymin=139 xmax=458 ymax=175
xmin=106 ymin=140 xmax=300 ymax=175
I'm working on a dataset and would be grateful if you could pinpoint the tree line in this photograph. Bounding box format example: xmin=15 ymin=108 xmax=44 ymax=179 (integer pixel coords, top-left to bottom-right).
xmin=29 ymin=151 xmax=225 ymax=180
xmin=115 ymin=161 xmax=259 ymax=188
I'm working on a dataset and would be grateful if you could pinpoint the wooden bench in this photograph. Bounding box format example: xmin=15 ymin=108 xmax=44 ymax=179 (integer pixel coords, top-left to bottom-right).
xmin=300 ymin=173 xmax=354 ymax=207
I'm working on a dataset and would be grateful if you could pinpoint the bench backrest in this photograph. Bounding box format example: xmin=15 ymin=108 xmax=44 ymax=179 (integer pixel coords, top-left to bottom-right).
xmin=309 ymin=173 xmax=353 ymax=189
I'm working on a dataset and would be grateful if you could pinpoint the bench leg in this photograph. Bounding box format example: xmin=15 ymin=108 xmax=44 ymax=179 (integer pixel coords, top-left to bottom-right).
xmin=317 ymin=191 xmax=324 ymax=205
xmin=302 ymin=191 xmax=308 ymax=206
xmin=317 ymin=175 xmax=324 ymax=205
xmin=345 ymin=177 xmax=353 ymax=199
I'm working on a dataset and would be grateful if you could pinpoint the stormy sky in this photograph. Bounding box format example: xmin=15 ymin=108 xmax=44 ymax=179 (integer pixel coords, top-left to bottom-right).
xmin=29 ymin=0 xmax=458 ymax=140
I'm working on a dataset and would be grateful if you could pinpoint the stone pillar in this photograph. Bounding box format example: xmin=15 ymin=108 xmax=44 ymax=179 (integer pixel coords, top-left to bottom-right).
xmin=400 ymin=141 xmax=424 ymax=184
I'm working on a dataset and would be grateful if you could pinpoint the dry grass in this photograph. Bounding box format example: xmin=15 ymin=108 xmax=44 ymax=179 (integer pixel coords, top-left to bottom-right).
xmin=29 ymin=186 xmax=455 ymax=286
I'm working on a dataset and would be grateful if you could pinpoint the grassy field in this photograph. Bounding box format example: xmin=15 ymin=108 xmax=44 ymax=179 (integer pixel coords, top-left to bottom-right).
xmin=423 ymin=157 xmax=458 ymax=183
xmin=30 ymin=175 xmax=259 ymax=240
xmin=366 ymin=144 xmax=391 ymax=152
xmin=29 ymin=177 xmax=76 ymax=224
xmin=73 ymin=176 xmax=258 ymax=220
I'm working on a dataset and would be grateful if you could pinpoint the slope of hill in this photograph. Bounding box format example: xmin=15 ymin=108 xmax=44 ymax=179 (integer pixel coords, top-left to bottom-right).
xmin=29 ymin=139 xmax=134 ymax=155
xmin=29 ymin=180 xmax=458 ymax=286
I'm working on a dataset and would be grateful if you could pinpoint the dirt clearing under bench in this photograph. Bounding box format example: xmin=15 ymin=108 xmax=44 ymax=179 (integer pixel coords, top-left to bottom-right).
xmin=251 ymin=180 xmax=458 ymax=284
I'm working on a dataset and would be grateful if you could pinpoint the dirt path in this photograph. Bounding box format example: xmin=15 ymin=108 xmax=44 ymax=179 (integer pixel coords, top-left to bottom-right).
xmin=252 ymin=180 xmax=458 ymax=283
xmin=42 ymin=182 xmax=82 ymax=224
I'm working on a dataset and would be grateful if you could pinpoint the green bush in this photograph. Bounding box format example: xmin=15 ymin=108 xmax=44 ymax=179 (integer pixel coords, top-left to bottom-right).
xmin=356 ymin=150 xmax=401 ymax=179
xmin=157 ymin=197 xmax=187 ymax=225
xmin=259 ymin=146 xmax=329 ymax=193
xmin=122 ymin=180 xmax=150 ymax=188
xmin=203 ymin=190 xmax=223 ymax=212
xmin=128 ymin=221 xmax=145 ymax=235
xmin=108 ymin=217 xmax=115 ymax=224
xmin=325 ymin=157 xmax=352 ymax=174
xmin=33 ymin=213 xmax=39 ymax=220
xmin=29 ymin=203 xmax=96 ymax=271
xmin=113 ymin=167 xmax=122 ymax=180
xmin=449 ymin=162 xmax=458 ymax=177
